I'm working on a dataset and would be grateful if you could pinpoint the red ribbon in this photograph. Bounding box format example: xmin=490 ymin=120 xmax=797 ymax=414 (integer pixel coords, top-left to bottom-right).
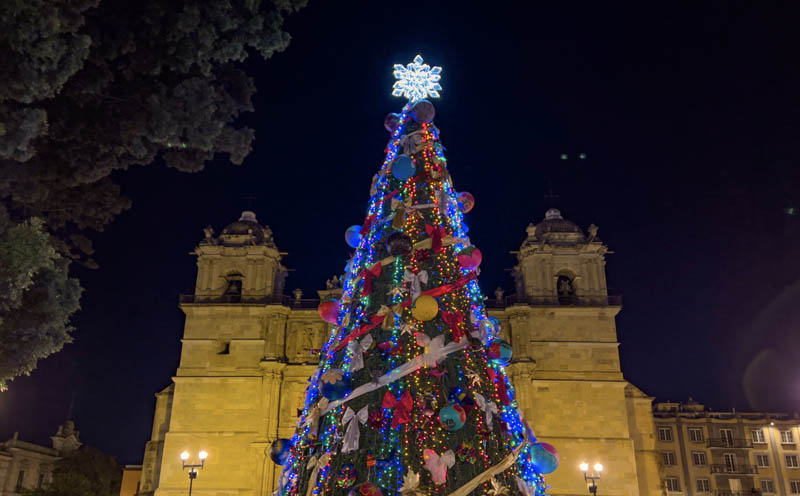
xmin=361 ymin=213 xmax=377 ymax=235
xmin=425 ymin=224 xmax=446 ymax=253
xmin=333 ymin=313 xmax=384 ymax=352
xmin=359 ymin=262 xmax=382 ymax=296
xmin=382 ymin=390 xmax=413 ymax=428
xmin=399 ymin=272 xmax=477 ymax=310
xmin=441 ymin=310 xmax=466 ymax=342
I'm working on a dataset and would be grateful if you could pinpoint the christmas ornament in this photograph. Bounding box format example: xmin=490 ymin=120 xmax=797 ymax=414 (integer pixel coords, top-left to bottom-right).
xmin=392 ymin=154 xmax=416 ymax=181
xmin=368 ymin=409 xmax=387 ymax=430
xmin=345 ymin=225 xmax=362 ymax=248
xmin=530 ymin=442 xmax=559 ymax=474
xmin=438 ymin=403 xmax=467 ymax=431
xmin=317 ymin=299 xmax=339 ymax=324
xmin=457 ymin=191 xmax=475 ymax=213
xmin=411 ymin=294 xmax=438 ymax=321
xmin=457 ymin=247 xmax=482 ymax=270
xmin=384 ymin=112 xmax=402 ymax=133
xmin=456 ymin=443 xmax=477 ymax=464
xmin=424 ymin=448 xmax=455 ymax=484
xmin=348 ymin=482 xmax=384 ymax=496
xmin=488 ymin=476 xmax=510 ymax=496
xmin=399 ymin=470 xmax=427 ymax=496
xmin=487 ymin=339 xmax=513 ymax=366
xmin=382 ymin=390 xmax=413 ymax=428
xmin=488 ymin=316 xmax=502 ymax=334
xmin=387 ymin=232 xmax=413 ymax=256
xmin=411 ymin=99 xmax=436 ymax=123
xmin=320 ymin=369 xmax=351 ymax=401
xmin=337 ymin=464 xmax=357 ymax=489
xmin=392 ymin=55 xmax=442 ymax=102
xmin=269 ymin=438 xmax=292 ymax=465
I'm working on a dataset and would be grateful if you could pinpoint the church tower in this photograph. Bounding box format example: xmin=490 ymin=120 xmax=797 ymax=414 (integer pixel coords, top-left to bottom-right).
xmin=488 ymin=208 xmax=663 ymax=496
xmin=139 ymin=211 xmax=330 ymax=496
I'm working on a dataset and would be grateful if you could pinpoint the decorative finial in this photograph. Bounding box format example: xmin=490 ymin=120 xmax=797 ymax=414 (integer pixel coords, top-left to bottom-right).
xmin=392 ymin=55 xmax=442 ymax=102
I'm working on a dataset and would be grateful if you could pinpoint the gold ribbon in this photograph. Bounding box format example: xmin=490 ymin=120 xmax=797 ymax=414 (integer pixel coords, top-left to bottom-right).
xmin=447 ymin=442 xmax=527 ymax=496
xmin=305 ymin=452 xmax=331 ymax=496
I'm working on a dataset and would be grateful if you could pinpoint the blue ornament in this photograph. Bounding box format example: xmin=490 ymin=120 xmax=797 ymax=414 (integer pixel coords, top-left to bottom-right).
xmin=529 ymin=442 xmax=559 ymax=474
xmin=488 ymin=316 xmax=502 ymax=335
xmin=438 ymin=404 xmax=467 ymax=431
xmin=345 ymin=225 xmax=362 ymax=248
xmin=487 ymin=339 xmax=513 ymax=366
xmin=391 ymin=155 xmax=416 ymax=181
xmin=269 ymin=438 xmax=292 ymax=465
xmin=320 ymin=369 xmax=351 ymax=401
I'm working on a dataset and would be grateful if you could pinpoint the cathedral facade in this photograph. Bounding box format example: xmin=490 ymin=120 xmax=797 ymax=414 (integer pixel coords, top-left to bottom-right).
xmin=137 ymin=209 xmax=663 ymax=496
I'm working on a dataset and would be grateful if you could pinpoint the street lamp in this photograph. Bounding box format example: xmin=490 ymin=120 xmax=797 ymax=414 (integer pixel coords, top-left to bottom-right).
xmin=580 ymin=462 xmax=603 ymax=495
xmin=180 ymin=450 xmax=208 ymax=496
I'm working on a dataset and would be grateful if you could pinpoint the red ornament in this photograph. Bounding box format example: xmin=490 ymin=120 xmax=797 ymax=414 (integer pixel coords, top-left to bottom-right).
xmin=457 ymin=248 xmax=482 ymax=270
xmin=317 ymin=300 xmax=339 ymax=324
xmin=349 ymin=482 xmax=384 ymax=496
xmin=457 ymin=191 xmax=475 ymax=213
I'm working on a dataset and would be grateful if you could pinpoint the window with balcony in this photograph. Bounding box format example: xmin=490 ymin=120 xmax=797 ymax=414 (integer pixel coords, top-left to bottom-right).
xmin=783 ymin=430 xmax=795 ymax=444
xmin=756 ymin=453 xmax=770 ymax=467
xmin=791 ymin=480 xmax=800 ymax=494
xmin=659 ymin=427 xmax=673 ymax=442
xmin=696 ymin=478 xmax=711 ymax=493
xmin=752 ymin=428 xmax=766 ymax=444
xmin=724 ymin=453 xmax=738 ymax=472
xmin=761 ymin=479 xmax=775 ymax=494
xmin=692 ymin=452 xmax=707 ymax=466
xmin=665 ymin=477 xmax=681 ymax=492
xmin=689 ymin=427 xmax=704 ymax=442
xmin=720 ymin=428 xmax=735 ymax=447
xmin=663 ymin=451 xmax=677 ymax=466
xmin=787 ymin=455 xmax=799 ymax=468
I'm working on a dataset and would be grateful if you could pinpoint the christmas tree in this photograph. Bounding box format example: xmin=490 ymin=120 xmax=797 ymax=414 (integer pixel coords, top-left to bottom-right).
xmin=272 ymin=55 xmax=556 ymax=496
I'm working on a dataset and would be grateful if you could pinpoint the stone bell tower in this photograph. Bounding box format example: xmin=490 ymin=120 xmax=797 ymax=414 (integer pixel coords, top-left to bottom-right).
xmin=488 ymin=208 xmax=663 ymax=496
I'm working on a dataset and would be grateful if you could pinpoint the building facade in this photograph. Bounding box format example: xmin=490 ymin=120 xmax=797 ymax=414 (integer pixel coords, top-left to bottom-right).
xmin=0 ymin=421 xmax=81 ymax=496
xmin=138 ymin=209 xmax=663 ymax=496
xmin=654 ymin=400 xmax=800 ymax=496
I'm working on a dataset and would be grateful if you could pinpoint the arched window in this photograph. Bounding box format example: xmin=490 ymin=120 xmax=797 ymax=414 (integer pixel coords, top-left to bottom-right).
xmin=222 ymin=272 xmax=243 ymax=301
xmin=557 ymin=273 xmax=576 ymax=305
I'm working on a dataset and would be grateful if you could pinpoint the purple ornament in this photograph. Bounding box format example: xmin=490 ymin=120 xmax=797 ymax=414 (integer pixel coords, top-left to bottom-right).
xmin=411 ymin=100 xmax=435 ymax=123
xmin=384 ymin=113 xmax=402 ymax=133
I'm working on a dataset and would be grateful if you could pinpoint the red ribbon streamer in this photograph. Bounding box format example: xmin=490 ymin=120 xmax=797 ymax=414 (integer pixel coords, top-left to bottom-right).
xmin=334 ymin=313 xmax=384 ymax=352
xmin=425 ymin=224 xmax=447 ymax=253
xmin=382 ymin=390 xmax=413 ymax=428
xmin=359 ymin=262 xmax=382 ymax=296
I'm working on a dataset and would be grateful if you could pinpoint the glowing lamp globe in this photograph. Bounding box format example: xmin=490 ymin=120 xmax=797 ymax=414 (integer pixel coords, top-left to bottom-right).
xmin=487 ymin=339 xmax=513 ymax=366
xmin=438 ymin=403 xmax=467 ymax=431
xmin=269 ymin=438 xmax=292 ymax=465
xmin=317 ymin=300 xmax=339 ymax=324
xmin=345 ymin=225 xmax=362 ymax=248
xmin=530 ymin=442 xmax=559 ymax=474
xmin=198 ymin=450 xmax=208 ymax=460
xmin=391 ymin=154 xmax=416 ymax=181
xmin=180 ymin=451 xmax=190 ymax=461
xmin=410 ymin=295 xmax=439 ymax=321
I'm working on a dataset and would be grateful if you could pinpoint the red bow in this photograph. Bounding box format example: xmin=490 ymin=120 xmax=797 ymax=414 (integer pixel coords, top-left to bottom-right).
xmin=382 ymin=390 xmax=413 ymax=428
xmin=486 ymin=368 xmax=511 ymax=406
xmin=425 ymin=224 xmax=446 ymax=253
xmin=359 ymin=262 xmax=382 ymax=296
xmin=441 ymin=310 xmax=466 ymax=342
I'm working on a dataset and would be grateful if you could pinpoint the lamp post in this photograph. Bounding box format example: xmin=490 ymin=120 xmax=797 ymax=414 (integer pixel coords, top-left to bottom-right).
xmin=580 ymin=462 xmax=603 ymax=495
xmin=180 ymin=450 xmax=208 ymax=496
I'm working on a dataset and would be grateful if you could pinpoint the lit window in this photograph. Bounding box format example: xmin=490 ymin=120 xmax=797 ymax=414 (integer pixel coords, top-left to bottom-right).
xmin=665 ymin=477 xmax=681 ymax=492
xmin=787 ymin=455 xmax=799 ymax=468
xmin=689 ymin=428 xmax=704 ymax=442
xmin=761 ymin=479 xmax=775 ymax=493
xmin=663 ymin=451 xmax=677 ymax=466
xmin=659 ymin=427 xmax=673 ymax=442
xmin=692 ymin=452 xmax=707 ymax=466
xmin=696 ymin=478 xmax=711 ymax=493
xmin=756 ymin=454 xmax=770 ymax=467
xmin=783 ymin=430 xmax=795 ymax=444
xmin=752 ymin=429 xmax=766 ymax=444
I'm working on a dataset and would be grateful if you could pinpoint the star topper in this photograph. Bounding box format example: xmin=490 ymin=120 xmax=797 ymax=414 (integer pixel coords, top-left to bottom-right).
xmin=392 ymin=55 xmax=442 ymax=102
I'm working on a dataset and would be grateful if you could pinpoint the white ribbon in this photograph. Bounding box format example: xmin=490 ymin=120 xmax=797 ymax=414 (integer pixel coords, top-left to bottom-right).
xmin=475 ymin=392 xmax=499 ymax=429
xmin=341 ymin=405 xmax=368 ymax=453
xmin=404 ymin=269 xmax=428 ymax=302
xmin=424 ymin=449 xmax=455 ymax=484
xmin=515 ymin=477 xmax=537 ymax=496
xmin=416 ymin=333 xmax=446 ymax=368
xmin=305 ymin=452 xmax=331 ymax=496
xmin=348 ymin=334 xmax=373 ymax=372
xmin=324 ymin=339 xmax=467 ymax=415
xmin=301 ymin=398 xmax=329 ymax=439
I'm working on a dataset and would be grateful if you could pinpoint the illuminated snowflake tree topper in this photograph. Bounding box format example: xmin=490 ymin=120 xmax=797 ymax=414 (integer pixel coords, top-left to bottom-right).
xmin=392 ymin=54 xmax=442 ymax=102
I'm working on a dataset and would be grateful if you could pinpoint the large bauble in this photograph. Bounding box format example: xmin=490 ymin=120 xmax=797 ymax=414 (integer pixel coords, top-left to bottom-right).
xmin=488 ymin=316 xmax=502 ymax=334
xmin=384 ymin=112 xmax=402 ymax=133
xmin=317 ymin=300 xmax=339 ymax=324
xmin=487 ymin=339 xmax=513 ymax=366
xmin=411 ymin=295 xmax=439 ymax=321
xmin=320 ymin=370 xmax=351 ymax=401
xmin=439 ymin=403 xmax=467 ymax=431
xmin=391 ymin=154 xmax=416 ymax=181
xmin=348 ymin=482 xmax=384 ymax=496
xmin=457 ymin=247 xmax=482 ymax=270
xmin=337 ymin=464 xmax=357 ymax=489
xmin=345 ymin=225 xmax=362 ymax=248
xmin=269 ymin=438 xmax=292 ymax=465
xmin=457 ymin=191 xmax=475 ymax=213
xmin=411 ymin=99 xmax=436 ymax=123
xmin=530 ymin=442 xmax=559 ymax=474
xmin=386 ymin=232 xmax=413 ymax=257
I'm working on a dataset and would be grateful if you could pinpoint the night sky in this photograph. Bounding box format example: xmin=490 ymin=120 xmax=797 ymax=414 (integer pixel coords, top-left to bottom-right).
xmin=3 ymin=2 xmax=800 ymax=464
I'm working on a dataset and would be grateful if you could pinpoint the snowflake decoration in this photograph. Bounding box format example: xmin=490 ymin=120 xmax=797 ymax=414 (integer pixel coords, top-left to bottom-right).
xmin=392 ymin=55 xmax=442 ymax=102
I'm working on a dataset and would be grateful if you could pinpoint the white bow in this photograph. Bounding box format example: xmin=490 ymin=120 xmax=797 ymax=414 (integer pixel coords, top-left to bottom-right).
xmin=305 ymin=452 xmax=331 ymax=496
xmin=341 ymin=406 xmax=368 ymax=453
xmin=424 ymin=449 xmax=455 ymax=484
xmin=348 ymin=335 xmax=373 ymax=372
xmin=469 ymin=313 xmax=491 ymax=345
xmin=404 ymin=269 xmax=428 ymax=302
xmin=475 ymin=392 xmax=499 ymax=429
xmin=416 ymin=333 xmax=446 ymax=368
xmin=516 ymin=477 xmax=537 ymax=496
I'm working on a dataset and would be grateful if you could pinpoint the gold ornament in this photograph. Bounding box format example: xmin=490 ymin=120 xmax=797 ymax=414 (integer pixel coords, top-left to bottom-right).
xmin=411 ymin=294 xmax=439 ymax=322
